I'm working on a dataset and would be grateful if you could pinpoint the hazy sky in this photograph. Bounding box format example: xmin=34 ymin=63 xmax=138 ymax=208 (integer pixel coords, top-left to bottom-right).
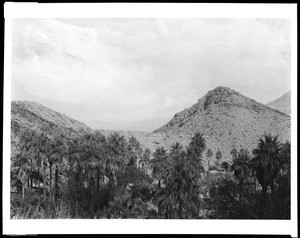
xmin=11 ymin=18 xmax=291 ymax=131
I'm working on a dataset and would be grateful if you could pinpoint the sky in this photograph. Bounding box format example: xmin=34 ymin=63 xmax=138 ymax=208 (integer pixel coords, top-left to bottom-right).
xmin=11 ymin=18 xmax=291 ymax=131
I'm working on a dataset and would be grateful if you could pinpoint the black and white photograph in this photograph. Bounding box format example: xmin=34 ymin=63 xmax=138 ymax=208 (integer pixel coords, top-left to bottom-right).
xmin=3 ymin=3 xmax=297 ymax=236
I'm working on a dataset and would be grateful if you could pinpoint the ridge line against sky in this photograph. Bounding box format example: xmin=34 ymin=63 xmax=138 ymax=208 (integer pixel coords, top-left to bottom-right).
xmin=11 ymin=18 xmax=291 ymax=131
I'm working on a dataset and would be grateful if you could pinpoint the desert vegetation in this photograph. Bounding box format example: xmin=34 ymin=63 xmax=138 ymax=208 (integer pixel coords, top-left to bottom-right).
xmin=10 ymin=129 xmax=290 ymax=219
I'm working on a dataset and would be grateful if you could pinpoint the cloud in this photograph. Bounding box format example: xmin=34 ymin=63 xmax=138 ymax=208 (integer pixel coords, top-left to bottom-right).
xmin=11 ymin=18 xmax=291 ymax=130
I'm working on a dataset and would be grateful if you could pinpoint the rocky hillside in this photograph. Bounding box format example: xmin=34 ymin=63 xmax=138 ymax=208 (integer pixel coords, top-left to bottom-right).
xmin=266 ymin=91 xmax=291 ymax=115
xmin=154 ymin=86 xmax=291 ymax=161
xmin=11 ymin=101 xmax=92 ymax=135
xmin=11 ymin=101 xmax=92 ymax=155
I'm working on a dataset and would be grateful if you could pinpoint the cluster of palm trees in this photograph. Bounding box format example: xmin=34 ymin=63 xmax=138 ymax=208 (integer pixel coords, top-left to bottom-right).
xmin=11 ymin=129 xmax=152 ymax=217
xmin=206 ymin=135 xmax=290 ymax=219
xmin=11 ymin=128 xmax=290 ymax=219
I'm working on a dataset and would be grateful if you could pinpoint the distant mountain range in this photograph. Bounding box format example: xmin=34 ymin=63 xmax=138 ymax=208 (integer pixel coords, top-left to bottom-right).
xmin=266 ymin=90 xmax=291 ymax=115
xmin=11 ymin=87 xmax=291 ymax=163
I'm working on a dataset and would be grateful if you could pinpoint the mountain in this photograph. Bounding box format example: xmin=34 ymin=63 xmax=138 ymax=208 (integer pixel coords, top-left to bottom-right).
xmin=266 ymin=91 xmax=291 ymax=115
xmin=11 ymin=101 xmax=92 ymax=155
xmin=154 ymin=86 xmax=291 ymax=160
xmin=11 ymin=87 xmax=291 ymax=164
xmin=11 ymin=101 xmax=92 ymax=135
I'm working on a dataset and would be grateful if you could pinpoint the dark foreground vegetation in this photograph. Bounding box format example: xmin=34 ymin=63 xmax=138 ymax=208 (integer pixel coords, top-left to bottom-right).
xmin=11 ymin=129 xmax=290 ymax=219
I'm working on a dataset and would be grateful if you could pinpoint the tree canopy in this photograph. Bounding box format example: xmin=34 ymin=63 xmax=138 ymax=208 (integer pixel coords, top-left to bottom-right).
xmin=11 ymin=130 xmax=290 ymax=219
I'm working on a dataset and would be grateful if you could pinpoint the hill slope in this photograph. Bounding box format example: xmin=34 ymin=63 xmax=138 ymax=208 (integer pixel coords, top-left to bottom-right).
xmin=266 ymin=91 xmax=291 ymax=115
xmin=11 ymin=101 xmax=91 ymax=135
xmin=154 ymin=86 xmax=291 ymax=160
xmin=11 ymin=101 xmax=92 ymax=154
xmin=11 ymin=101 xmax=172 ymax=154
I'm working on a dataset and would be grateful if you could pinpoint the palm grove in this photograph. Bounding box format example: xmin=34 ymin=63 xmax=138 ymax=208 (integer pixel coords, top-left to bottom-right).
xmin=11 ymin=129 xmax=290 ymax=219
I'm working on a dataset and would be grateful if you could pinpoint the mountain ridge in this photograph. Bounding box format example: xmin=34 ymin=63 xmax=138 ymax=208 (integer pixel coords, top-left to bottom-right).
xmin=11 ymin=86 xmax=291 ymax=163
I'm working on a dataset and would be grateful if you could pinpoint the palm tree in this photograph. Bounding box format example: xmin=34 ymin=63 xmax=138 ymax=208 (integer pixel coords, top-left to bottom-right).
xmin=230 ymin=148 xmax=238 ymax=160
xmin=67 ymin=136 xmax=84 ymax=216
xmin=106 ymin=132 xmax=129 ymax=201
xmin=37 ymin=133 xmax=52 ymax=201
xmin=274 ymin=140 xmax=291 ymax=219
xmin=215 ymin=150 xmax=222 ymax=169
xmin=32 ymin=132 xmax=48 ymax=193
xmin=252 ymin=134 xmax=282 ymax=196
xmin=93 ymin=131 xmax=107 ymax=209
xmin=19 ymin=130 xmax=36 ymax=192
xmin=206 ymin=149 xmax=213 ymax=171
xmin=47 ymin=134 xmax=67 ymax=201
xmin=12 ymin=152 xmax=31 ymax=198
xmin=55 ymin=135 xmax=69 ymax=200
xmin=80 ymin=133 xmax=98 ymax=214
xmin=169 ymin=142 xmax=186 ymax=169
xmin=187 ymin=132 xmax=206 ymax=176
xmin=280 ymin=141 xmax=290 ymax=168
xmin=128 ymin=136 xmax=142 ymax=168
xmin=139 ymin=148 xmax=151 ymax=174
xmin=152 ymin=147 xmax=168 ymax=190
xmin=157 ymin=145 xmax=202 ymax=218
xmin=170 ymin=142 xmax=183 ymax=157
xmin=80 ymin=132 xmax=106 ymax=213
xmin=230 ymin=149 xmax=251 ymax=186
xmin=188 ymin=132 xmax=206 ymax=158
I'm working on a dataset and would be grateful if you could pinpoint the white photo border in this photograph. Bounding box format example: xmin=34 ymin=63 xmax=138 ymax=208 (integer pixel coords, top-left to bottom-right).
xmin=3 ymin=3 xmax=298 ymax=236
